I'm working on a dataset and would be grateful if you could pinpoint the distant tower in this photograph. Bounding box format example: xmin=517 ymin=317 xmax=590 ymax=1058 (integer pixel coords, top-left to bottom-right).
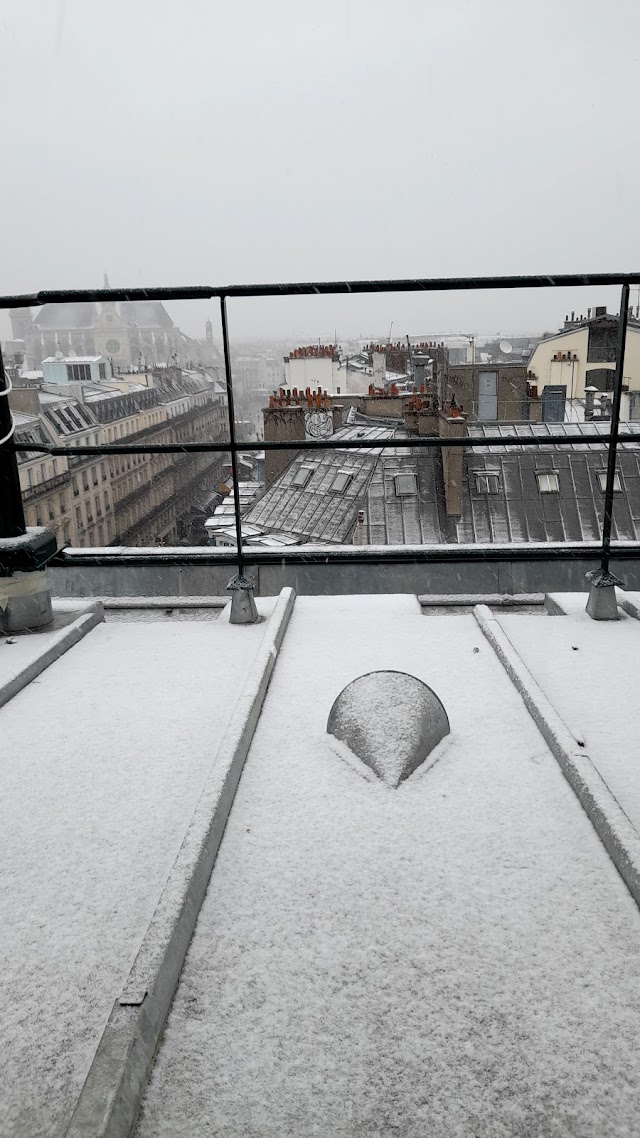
xmin=103 ymin=272 xmax=110 ymax=288
xmin=205 ymin=318 xmax=213 ymax=344
xmin=9 ymin=307 xmax=33 ymax=342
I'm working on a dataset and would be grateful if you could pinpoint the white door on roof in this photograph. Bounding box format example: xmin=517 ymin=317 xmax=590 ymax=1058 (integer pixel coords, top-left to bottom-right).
xmin=478 ymin=371 xmax=498 ymax=420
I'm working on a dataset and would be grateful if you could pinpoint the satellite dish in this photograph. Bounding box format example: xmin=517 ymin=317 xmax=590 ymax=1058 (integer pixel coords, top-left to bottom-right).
xmin=499 ymin=340 xmax=513 ymax=355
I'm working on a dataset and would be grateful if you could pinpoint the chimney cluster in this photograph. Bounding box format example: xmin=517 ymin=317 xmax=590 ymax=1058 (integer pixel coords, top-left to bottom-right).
xmin=287 ymin=345 xmax=337 ymax=359
xmin=404 ymin=387 xmax=438 ymax=413
xmin=365 ymin=340 xmax=444 ymax=352
xmin=268 ymin=387 xmax=330 ymax=409
xmin=367 ymin=383 xmax=401 ymax=397
xmin=584 ymin=387 xmax=612 ymax=421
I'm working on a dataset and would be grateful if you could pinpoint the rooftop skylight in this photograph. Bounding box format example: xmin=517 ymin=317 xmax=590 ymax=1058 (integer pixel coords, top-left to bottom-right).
xmin=292 ymin=465 xmax=314 ymax=489
xmin=394 ymin=473 xmax=417 ymax=496
xmin=536 ymin=472 xmax=560 ymax=493
xmin=329 ymin=469 xmax=354 ymax=493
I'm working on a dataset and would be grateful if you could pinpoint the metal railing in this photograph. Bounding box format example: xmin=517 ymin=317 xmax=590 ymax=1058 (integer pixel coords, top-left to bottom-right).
xmin=1 ymin=273 xmax=639 ymax=577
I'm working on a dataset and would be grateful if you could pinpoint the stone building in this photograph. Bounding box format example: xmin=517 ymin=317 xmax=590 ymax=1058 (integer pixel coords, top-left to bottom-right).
xmin=10 ymin=294 xmax=221 ymax=372
xmin=527 ymin=306 xmax=640 ymax=406
xmin=10 ymin=367 xmax=228 ymax=547
xmin=445 ymin=362 xmax=540 ymax=422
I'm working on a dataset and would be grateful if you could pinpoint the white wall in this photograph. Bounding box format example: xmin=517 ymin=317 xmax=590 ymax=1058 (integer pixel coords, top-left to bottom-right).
xmin=285 ymin=355 xmax=339 ymax=393
xmin=529 ymin=326 xmax=640 ymax=399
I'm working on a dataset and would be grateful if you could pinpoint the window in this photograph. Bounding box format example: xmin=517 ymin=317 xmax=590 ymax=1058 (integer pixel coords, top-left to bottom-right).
xmin=52 ymin=459 xmax=57 ymax=475
xmin=101 ymin=462 xmax=107 ymax=481
xmin=73 ymin=477 xmax=79 ymax=497
xmin=330 ymin=469 xmax=354 ymax=494
xmin=28 ymin=469 xmax=33 ymax=487
xmin=96 ymin=496 xmax=102 ymax=517
xmin=63 ymin=525 xmax=70 ymax=545
xmin=98 ymin=524 xmax=104 ymax=544
xmin=629 ymin=392 xmax=640 ymax=421
xmin=35 ymin=507 xmax=42 ymax=526
xmin=59 ymin=494 xmax=65 ymax=513
xmin=394 ymin=473 xmax=417 ymax=496
xmin=39 ymin=463 xmax=45 ymax=483
xmin=75 ymin=506 xmax=83 ymax=528
xmin=83 ymin=472 xmax=89 ymax=492
xmin=292 ymin=465 xmax=314 ymax=489
xmin=537 ymin=472 xmax=559 ymax=493
xmin=48 ymin=502 xmax=55 ymax=521
xmin=475 ymin=471 xmax=500 ymax=494
xmin=66 ymin=362 xmax=91 ymax=383
xmin=103 ymin=491 xmax=109 ymax=512
xmin=598 ymin=471 xmax=622 ymax=492
xmin=92 ymin=466 xmax=99 ymax=486
xmin=99 ymin=363 xmax=107 ymax=380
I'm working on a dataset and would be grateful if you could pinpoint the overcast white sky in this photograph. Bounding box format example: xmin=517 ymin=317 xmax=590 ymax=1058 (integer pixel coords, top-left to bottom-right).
xmin=1 ymin=0 xmax=639 ymax=343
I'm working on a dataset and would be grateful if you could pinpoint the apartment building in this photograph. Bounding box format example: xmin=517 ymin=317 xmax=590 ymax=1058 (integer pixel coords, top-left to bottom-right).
xmin=10 ymin=366 xmax=228 ymax=548
xmin=11 ymin=389 xmax=113 ymax=547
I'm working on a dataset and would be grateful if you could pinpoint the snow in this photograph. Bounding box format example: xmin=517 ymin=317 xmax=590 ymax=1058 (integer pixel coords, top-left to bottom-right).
xmin=0 ymin=600 xmax=274 ymax=1137
xmin=0 ymin=604 xmax=94 ymax=691
xmin=137 ymin=595 xmax=640 ymax=1138
xmin=496 ymin=604 xmax=640 ymax=832
xmin=327 ymin=670 xmax=449 ymax=786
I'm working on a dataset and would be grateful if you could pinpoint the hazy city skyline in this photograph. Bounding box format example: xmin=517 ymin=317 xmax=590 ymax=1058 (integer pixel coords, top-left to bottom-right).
xmin=1 ymin=0 xmax=639 ymax=342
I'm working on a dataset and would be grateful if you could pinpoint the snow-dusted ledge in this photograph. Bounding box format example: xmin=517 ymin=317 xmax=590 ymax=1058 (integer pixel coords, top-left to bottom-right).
xmin=64 ymin=586 xmax=296 ymax=1138
xmin=474 ymin=604 xmax=640 ymax=910
xmin=0 ymin=600 xmax=104 ymax=709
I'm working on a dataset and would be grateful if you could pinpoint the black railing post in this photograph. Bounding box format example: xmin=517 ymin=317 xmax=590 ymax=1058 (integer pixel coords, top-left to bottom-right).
xmin=219 ymin=296 xmax=245 ymax=576
xmin=600 ymin=283 xmax=629 ymax=572
xmin=0 ymin=342 xmax=26 ymax=539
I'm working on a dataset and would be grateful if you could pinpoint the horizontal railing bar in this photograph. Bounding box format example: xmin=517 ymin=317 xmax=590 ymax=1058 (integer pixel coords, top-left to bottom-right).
xmin=48 ymin=541 xmax=640 ymax=568
xmin=4 ymin=272 xmax=640 ymax=308
xmin=8 ymin=431 xmax=640 ymax=457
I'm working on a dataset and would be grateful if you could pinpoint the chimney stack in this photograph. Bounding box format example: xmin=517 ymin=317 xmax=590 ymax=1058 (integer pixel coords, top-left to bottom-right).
xmin=439 ymin=410 xmax=466 ymax=517
xmin=262 ymin=399 xmax=306 ymax=485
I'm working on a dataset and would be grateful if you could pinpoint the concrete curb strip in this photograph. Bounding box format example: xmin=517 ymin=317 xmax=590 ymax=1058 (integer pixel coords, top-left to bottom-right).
xmin=0 ymin=602 xmax=104 ymax=710
xmin=64 ymin=587 xmax=296 ymax=1138
xmin=100 ymin=596 xmax=228 ymax=610
xmin=473 ymin=604 xmax=640 ymax=910
xmin=616 ymin=588 xmax=640 ymax=621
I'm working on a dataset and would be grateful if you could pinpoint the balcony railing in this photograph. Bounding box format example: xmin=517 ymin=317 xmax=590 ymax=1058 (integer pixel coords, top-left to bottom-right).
xmin=21 ymin=469 xmax=72 ymax=500
xmin=2 ymin=273 xmax=640 ymax=581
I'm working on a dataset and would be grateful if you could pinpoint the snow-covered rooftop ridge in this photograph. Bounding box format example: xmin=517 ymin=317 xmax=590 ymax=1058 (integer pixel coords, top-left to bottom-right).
xmin=41 ymin=355 xmax=105 ymax=364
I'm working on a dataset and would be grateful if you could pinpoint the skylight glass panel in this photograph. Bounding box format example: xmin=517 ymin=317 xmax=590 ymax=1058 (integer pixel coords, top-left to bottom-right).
xmin=394 ymin=473 xmax=417 ymax=496
xmin=330 ymin=469 xmax=354 ymax=493
xmin=292 ymin=465 xmax=314 ymax=489
xmin=536 ymin=472 xmax=559 ymax=493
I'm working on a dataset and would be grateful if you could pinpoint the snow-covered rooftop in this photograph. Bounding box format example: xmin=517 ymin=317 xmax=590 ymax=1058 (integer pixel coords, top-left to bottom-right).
xmin=2 ymin=590 xmax=640 ymax=1135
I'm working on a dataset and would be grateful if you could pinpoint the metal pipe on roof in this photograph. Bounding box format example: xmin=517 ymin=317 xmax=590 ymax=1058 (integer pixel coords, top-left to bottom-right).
xmin=8 ymin=427 xmax=640 ymax=457
xmin=4 ymin=271 xmax=640 ymax=309
xmin=601 ymin=284 xmax=630 ymax=573
xmin=219 ymin=297 xmax=245 ymax=577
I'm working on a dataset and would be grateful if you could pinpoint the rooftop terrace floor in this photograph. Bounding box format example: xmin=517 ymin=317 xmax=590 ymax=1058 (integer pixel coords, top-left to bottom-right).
xmin=1 ymin=593 xmax=640 ymax=1137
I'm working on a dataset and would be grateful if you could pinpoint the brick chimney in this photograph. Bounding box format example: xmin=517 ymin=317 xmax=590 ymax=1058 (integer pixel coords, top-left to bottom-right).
xmin=9 ymin=386 xmax=41 ymax=415
xmin=439 ymin=411 xmax=466 ymax=517
xmin=262 ymin=402 xmax=305 ymax=485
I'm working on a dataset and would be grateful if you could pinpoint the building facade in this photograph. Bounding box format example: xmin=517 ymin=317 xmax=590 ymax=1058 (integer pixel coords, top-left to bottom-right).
xmin=528 ymin=307 xmax=640 ymax=402
xmin=10 ymin=367 xmax=228 ymax=548
xmin=445 ymin=362 xmax=540 ymax=422
xmin=10 ymin=297 xmax=222 ymax=372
